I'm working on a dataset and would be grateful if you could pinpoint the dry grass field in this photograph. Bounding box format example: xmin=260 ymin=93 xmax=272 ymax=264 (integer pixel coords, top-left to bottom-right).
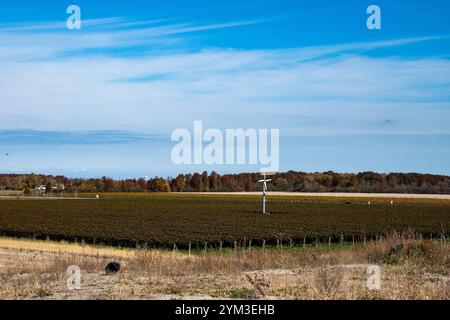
xmin=0 ymin=234 xmax=448 ymax=300
xmin=6 ymin=191 xmax=450 ymax=205
xmin=74 ymin=192 xmax=450 ymax=205
xmin=0 ymin=190 xmax=23 ymax=197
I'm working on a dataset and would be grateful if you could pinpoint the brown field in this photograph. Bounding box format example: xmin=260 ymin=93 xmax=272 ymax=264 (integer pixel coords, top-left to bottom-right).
xmin=0 ymin=235 xmax=448 ymax=300
xmin=1 ymin=195 xmax=449 ymax=249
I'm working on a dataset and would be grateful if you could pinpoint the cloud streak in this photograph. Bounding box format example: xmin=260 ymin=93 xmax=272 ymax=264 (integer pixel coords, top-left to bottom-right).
xmin=0 ymin=130 xmax=157 ymax=145
xmin=0 ymin=17 xmax=271 ymax=60
xmin=0 ymin=17 xmax=449 ymax=138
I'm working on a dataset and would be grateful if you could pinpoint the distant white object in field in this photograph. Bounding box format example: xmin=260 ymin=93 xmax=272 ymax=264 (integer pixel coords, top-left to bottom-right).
xmin=390 ymin=200 xmax=394 ymax=205
xmin=96 ymin=195 xmax=99 ymax=199
xmin=258 ymin=172 xmax=272 ymax=214
xmin=368 ymin=201 xmax=371 ymax=205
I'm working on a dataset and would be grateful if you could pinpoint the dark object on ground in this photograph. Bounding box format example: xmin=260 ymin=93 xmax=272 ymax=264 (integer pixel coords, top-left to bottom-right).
xmin=345 ymin=201 xmax=352 ymax=204
xmin=105 ymin=261 xmax=121 ymax=275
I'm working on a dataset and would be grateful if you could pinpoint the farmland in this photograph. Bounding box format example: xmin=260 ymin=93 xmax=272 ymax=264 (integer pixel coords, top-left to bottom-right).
xmin=0 ymin=195 xmax=449 ymax=248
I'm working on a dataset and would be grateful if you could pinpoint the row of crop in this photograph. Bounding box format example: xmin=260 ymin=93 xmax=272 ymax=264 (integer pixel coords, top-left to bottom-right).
xmin=0 ymin=198 xmax=449 ymax=248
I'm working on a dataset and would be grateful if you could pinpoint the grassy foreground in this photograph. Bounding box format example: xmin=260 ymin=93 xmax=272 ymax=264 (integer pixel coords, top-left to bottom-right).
xmin=0 ymin=235 xmax=448 ymax=300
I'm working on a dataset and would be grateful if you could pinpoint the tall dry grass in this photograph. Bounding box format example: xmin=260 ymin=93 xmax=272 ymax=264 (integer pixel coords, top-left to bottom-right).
xmin=0 ymin=234 xmax=448 ymax=299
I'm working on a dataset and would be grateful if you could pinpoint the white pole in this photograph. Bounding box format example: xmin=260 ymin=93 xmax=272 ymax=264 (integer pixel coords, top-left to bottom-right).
xmin=259 ymin=173 xmax=270 ymax=214
xmin=262 ymin=189 xmax=266 ymax=214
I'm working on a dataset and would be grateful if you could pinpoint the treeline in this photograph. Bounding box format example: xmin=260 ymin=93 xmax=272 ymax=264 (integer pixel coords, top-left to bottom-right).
xmin=1 ymin=171 xmax=450 ymax=194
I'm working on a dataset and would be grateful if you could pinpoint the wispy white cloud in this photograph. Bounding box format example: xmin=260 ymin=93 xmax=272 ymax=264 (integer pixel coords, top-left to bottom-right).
xmin=0 ymin=129 xmax=157 ymax=145
xmin=0 ymin=17 xmax=126 ymax=31
xmin=0 ymin=19 xmax=445 ymax=61
xmin=286 ymin=35 xmax=450 ymax=61
xmin=0 ymin=17 xmax=270 ymax=60
xmin=0 ymin=17 xmax=449 ymax=137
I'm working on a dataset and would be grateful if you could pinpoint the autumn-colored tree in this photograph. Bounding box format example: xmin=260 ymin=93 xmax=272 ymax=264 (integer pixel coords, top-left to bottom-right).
xmin=191 ymin=173 xmax=202 ymax=192
xmin=1 ymin=171 xmax=450 ymax=194
xmin=200 ymin=171 xmax=208 ymax=192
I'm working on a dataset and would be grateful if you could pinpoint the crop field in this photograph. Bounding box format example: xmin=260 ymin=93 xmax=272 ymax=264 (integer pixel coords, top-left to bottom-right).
xmin=76 ymin=192 xmax=450 ymax=205
xmin=0 ymin=190 xmax=23 ymax=197
xmin=0 ymin=196 xmax=449 ymax=248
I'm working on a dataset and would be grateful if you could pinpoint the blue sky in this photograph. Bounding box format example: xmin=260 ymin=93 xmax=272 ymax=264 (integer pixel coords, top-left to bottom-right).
xmin=0 ymin=0 xmax=450 ymax=178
